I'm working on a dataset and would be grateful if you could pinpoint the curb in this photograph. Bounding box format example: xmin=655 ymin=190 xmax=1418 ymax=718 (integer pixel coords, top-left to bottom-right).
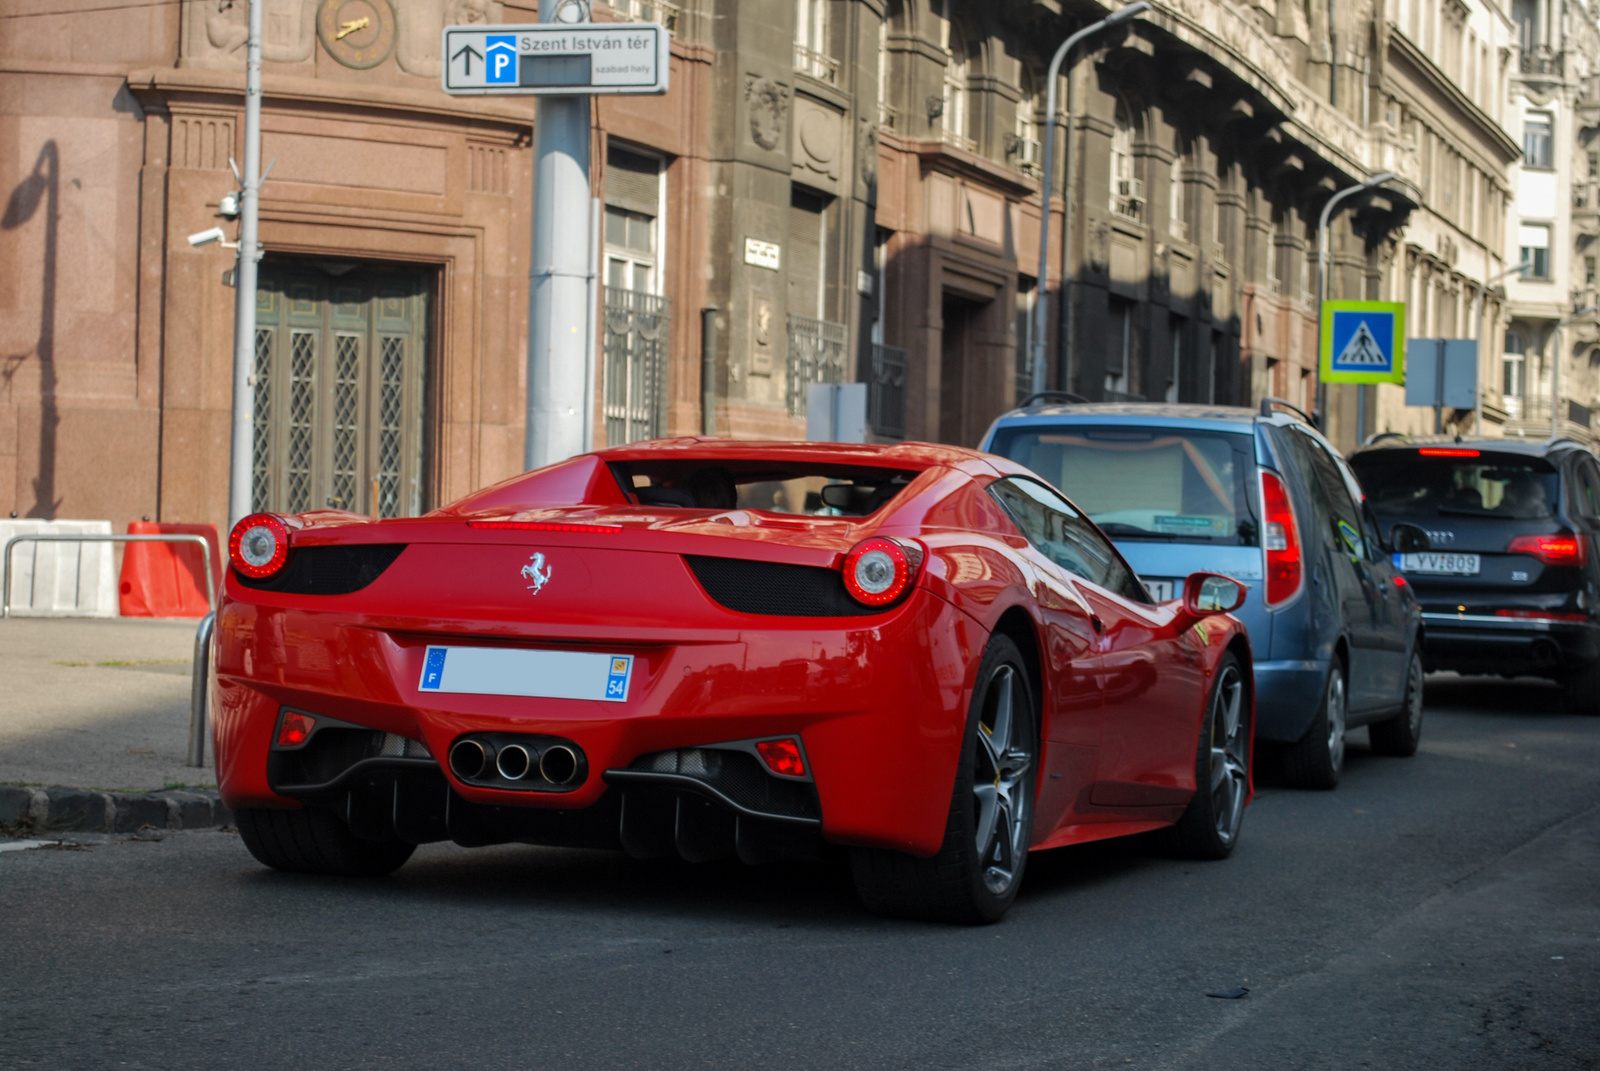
xmin=0 ymin=785 xmax=231 ymax=835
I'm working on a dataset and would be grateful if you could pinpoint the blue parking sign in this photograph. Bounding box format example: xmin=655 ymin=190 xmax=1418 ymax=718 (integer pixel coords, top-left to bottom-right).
xmin=485 ymin=34 xmax=517 ymax=84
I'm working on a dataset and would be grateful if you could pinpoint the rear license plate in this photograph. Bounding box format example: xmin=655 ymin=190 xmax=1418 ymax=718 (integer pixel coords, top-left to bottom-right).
xmin=417 ymin=646 xmax=634 ymax=702
xmin=1143 ymin=578 xmax=1176 ymax=601
xmin=1396 ymin=552 xmax=1481 ymax=576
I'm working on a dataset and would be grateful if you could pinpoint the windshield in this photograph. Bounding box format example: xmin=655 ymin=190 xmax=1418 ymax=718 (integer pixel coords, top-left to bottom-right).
xmin=1351 ymin=453 xmax=1560 ymax=520
xmin=987 ymin=425 xmax=1258 ymax=544
xmin=608 ymin=460 xmax=919 ymax=517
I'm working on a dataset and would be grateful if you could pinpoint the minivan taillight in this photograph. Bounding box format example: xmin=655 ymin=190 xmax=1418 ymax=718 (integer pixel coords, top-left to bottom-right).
xmin=1507 ymin=533 xmax=1588 ymax=568
xmin=1261 ymin=470 xmax=1302 ymax=606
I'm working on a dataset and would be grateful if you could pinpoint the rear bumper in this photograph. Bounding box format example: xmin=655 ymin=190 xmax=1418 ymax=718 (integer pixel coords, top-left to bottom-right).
xmin=1253 ymin=659 xmax=1329 ymax=743
xmin=211 ymin=587 xmax=982 ymax=858
xmin=1419 ymin=612 xmax=1600 ymax=676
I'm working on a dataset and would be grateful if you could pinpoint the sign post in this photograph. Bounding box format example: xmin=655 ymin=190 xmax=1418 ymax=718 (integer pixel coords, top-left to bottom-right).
xmin=442 ymin=19 xmax=669 ymax=469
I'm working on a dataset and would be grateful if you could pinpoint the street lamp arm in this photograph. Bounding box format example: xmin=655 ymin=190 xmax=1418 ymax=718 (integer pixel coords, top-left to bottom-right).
xmin=1030 ymin=1 xmax=1153 ymax=397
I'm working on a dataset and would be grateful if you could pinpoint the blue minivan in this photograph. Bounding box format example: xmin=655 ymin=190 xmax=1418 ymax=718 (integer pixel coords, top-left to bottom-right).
xmin=980 ymin=398 xmax=1424 ymax=789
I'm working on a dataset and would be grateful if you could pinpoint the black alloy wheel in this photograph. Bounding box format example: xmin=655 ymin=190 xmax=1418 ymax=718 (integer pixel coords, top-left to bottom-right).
xmin=851 ymin=634 xmax=1037 ymax=924
xmin=1370 ymin=648 xmax=1426 ymax=756
xmin=1281 ymin=657 xmax=1347 ymax=790
xmin=1156 ymin=653 xmax=1250 ymax=859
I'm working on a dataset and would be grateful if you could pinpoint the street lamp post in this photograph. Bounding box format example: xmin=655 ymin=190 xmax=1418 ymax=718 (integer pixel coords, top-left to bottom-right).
xmin=1549 ymin=305 xmax=1596 ymax=438
xmin=226 ymin=0 xmax=264 ymax=530
xmin=1316 ymin=171 xmax=1394 ymax=438
xmin=1472 ymin=260 xmax=1532 ymax=436
xmin=1030 ymin=1 xmax=1152 ymax=398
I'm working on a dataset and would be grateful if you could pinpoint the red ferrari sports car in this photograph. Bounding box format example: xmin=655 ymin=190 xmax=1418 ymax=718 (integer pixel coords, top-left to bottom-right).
xmin=216 ymin=439 xmax=1253 ymax=922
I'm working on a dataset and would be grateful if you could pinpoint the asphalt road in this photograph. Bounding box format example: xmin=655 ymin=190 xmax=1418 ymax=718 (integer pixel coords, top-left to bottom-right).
xmin=2 ymin=674 xmax=1596 ymax=1071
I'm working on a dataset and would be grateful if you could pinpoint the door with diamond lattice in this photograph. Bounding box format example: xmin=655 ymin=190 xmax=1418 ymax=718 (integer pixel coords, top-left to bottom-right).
xmin=251 ymin=263 xmax=430 ymax=517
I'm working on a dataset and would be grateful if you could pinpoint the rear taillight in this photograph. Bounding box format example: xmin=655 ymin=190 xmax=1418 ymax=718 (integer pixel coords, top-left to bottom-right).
xmin=1261 ymin=470 xmax=1302 ymax=607
xmin=755 ymin=738 xmax=807 ymax=777
xmin=1507 ymin=533 xmax=1588 ymax=568
xmin=229 ymin=513 xmax=290 ymax=579
xmin=274 ymin=711 xmax=315 ymax=748
xmin=1495 ymin=608 xmax=1588 ymax=622
xmin=841 ymin=537 xmax=924 ymax=607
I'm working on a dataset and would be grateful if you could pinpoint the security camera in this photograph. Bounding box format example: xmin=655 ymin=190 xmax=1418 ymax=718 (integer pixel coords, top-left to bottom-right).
xmin=219 ymin=191 xmax=240 ymax=219
xmin=188 ymin=226 xmax=227 ymax=247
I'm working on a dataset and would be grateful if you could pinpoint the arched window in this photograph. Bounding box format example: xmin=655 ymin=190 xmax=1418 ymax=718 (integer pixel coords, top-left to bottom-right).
xmin=942 ymin=22 xmax=974 ymax=150
xmin=1110 ymin=99 xmax=1141 ymax=221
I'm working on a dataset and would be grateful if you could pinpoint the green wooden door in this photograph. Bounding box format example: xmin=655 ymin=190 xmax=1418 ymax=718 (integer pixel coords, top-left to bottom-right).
xmin=251 ymin=263 xmax=430 ymax=518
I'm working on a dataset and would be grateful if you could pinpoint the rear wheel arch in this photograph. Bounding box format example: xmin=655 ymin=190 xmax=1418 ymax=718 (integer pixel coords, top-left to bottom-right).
xmin=991 ymin=605 xmax=1045 ymax=758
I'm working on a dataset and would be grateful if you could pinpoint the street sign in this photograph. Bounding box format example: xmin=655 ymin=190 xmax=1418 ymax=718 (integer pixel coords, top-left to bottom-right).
xmin=441 ymin=23 xmax=669 ymax=95
xmin=1405 ymin=339 xmax=1478 ymax=409
xmin=1319 ymin=301 xmax=1406 ymax=384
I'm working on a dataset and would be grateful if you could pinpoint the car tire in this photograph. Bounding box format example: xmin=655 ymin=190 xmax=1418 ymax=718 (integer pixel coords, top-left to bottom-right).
xmin=236 ymin=805 xmax=415 ymax=877
xmin=1562 ymin=660 xmax=1600 ymax=716
xmin=1369 ymin=648 xmax=1425 ymax=756
xmin=850 ymin=635 xmax=1037 ymax=924
xmin=1281 ymin=657 xmax=1347 ymax=791
xmin=1153 ymin=653 xmax=1249 ymax=860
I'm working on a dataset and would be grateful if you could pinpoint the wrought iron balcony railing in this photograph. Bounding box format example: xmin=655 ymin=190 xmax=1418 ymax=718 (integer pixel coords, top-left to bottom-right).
xmin=786 ymin=314 xmax=848 ymax=418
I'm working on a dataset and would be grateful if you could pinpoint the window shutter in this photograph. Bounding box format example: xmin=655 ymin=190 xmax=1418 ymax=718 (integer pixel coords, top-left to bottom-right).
xmin=788 ymin=188 xmax=825 ymax=319
xmin=606 ymin=147 xmax=659 ymax=216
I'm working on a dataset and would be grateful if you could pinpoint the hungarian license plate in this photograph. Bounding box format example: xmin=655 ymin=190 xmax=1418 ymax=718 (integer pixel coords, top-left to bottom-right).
xmin=1143 ymin=578 xmax=1176 ymax=601
xmin=1397 ymin=552 xmax=1481 ymax=576
xmin=416 ymin=646 xmax=634 ymax=702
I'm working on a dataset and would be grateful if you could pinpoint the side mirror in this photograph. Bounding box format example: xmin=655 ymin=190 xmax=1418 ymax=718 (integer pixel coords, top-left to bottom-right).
xmin=1390 ymin=523 xmax=1430 ymax=554
xmin=1183 ymin=572 xmax=1247 ymax=616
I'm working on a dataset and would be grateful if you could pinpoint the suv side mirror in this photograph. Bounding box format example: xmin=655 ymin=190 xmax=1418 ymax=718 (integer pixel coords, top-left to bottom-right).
xmin=1390 ymin=523 xmax=1430 ymax=554
xmin=1183 ymin=572 xmax=1247 ymax=616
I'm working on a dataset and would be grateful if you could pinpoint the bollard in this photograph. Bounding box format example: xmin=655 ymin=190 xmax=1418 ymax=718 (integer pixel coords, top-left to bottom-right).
xmin=188 ymin=612 xmax=216 ymax=768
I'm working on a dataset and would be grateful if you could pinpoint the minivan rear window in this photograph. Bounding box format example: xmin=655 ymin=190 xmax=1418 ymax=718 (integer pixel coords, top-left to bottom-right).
xmin=1351 ymin=453 xmax=1559 ymax=520
xmin=987 ymin=425 xmax=1258 ymax=545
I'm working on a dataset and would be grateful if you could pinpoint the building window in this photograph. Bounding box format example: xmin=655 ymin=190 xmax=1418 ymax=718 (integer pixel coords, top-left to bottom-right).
xmin=794 ymin=0 xmax=836 ymax=83
xmin=1166 ymin=320 xmax=1183 ymax=402
xmin=940 ymin=19 xmax=974 ymax=151
xmin=788 ymin=186 xmax=828 ymax=320
xmin=604 ymin=147 xmax=663 ymax=293
xmin=1010 ymin=70 xmax=1040 ymax=173
xmin=1168 ymin=150 xmax=1187 ymax=242
xmin=1587 ymin=255 xmax=1597 ymax=286
xmin=1518 ymin=223 xmax=1551 ymax=279
xmin=876 ymin=16 xmax=894 ymax=128
xmin=1504 ymin=330 xmax=1526 ymax=415
xmin=1524 ymin=113 xmax=1553 ymax=169
xmin=1110 ymin=100 xmax=1142 ymax=221
xmin=1105 ymin=298 xmax=1136 ymax=399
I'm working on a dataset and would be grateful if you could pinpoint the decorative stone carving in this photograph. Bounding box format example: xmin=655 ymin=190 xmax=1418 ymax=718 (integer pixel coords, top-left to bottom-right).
xmin=858 ymin=121 xmax=878 ymax=186
xmin=1088 ymin=218 xmax=1112 ymax=276
xmin=396 ymin=0 xmax=502 ymax=78
xmin=750 ymin=295 xmax=775 ymax=376
xmin=745 ymin=77 xmax=789 ymax=152
xmin=181 ymin=0 xmax=318 ymax=67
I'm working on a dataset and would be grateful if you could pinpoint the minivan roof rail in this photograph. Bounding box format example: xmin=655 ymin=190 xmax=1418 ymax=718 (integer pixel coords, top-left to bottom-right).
xmin=1547 ymin=436 xmax=1593 ymax=452
xmin=1020 ymin=390 xmax=1090 ymax=407
xmin=1260 ymin=397 xmax=1318 ymax=427
xmin=1364 ymin=431 xmax=1407 ymax=446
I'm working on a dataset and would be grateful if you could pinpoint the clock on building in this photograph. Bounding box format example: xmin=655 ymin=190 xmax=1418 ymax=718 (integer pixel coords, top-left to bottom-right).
xmin=317 ymin=0 xmax=396 ymax=69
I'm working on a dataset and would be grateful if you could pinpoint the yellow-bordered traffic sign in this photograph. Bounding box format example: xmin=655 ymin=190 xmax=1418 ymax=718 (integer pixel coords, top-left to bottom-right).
xmin=1319 ymin=301 xmax=1406 ymax=384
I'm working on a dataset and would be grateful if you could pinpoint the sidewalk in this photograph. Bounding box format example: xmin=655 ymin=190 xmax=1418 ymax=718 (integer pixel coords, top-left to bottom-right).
xmin=0 ymin=617 xmax=228 ymax=833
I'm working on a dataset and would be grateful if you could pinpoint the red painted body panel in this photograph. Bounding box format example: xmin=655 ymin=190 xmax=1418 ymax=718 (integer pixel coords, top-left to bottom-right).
xmin=213 ymin=439 xmax=1252 ymax=859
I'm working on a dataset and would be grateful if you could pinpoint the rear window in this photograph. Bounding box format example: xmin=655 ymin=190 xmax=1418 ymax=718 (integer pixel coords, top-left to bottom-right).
xmin=987 ymin=425 xmax=1258 ymax=545
xmin=608 ymin=460 xmax=919 ymax=517
xmin=1351 ymin=453 xmax=1560 ymax=520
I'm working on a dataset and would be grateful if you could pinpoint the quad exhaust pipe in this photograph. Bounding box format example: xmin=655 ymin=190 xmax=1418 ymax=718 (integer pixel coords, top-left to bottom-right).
xmin=495 ymin=744 xmax=532 ymax=781
xmin=449 ymin=739 xmax=490 ymax=780
xmin=539 ymin=745 xmax=579 ymax=785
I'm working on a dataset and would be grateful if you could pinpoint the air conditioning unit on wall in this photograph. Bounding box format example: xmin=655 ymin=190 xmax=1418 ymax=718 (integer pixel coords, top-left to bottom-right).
xmin=1117 ymin=177 xmax=1145 ymax=201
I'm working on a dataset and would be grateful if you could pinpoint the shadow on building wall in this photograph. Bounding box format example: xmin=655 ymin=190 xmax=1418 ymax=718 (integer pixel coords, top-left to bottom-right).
xmin=3 ymin=141 xmax=61 ymax=518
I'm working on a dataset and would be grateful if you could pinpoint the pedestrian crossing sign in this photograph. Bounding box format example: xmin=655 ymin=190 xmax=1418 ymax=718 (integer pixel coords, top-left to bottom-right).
xmin=1319 ymin=301 xmax=1406 ymax=384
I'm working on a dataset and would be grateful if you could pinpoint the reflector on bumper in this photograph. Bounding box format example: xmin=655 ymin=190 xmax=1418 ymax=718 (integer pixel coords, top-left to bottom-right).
xmin=417 ymin=646 xmax=634 ymax=702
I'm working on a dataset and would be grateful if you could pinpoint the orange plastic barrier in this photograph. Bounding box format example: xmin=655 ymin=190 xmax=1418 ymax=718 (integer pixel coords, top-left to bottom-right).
xmin=117 ymin=521 xmax=221 ymax=618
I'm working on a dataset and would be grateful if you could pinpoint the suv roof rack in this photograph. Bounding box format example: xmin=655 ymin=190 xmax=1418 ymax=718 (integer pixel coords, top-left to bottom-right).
xmin=1020 ymin=390 xmax=1090 ymax=408
xmin=1547 ymin=436 xmax=1593 ymax=452
xmin=1364 ymin=431 xmax=1407 ymax=446
xmin=1260 ymin=397 xmax=1318 ymax=428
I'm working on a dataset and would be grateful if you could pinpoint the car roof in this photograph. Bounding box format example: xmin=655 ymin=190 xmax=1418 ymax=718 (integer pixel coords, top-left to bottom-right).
xmin=988 ymin=401 xmax=1265 ymax=435
xmin=1349 ymin=436 xmax=1596 ymax=461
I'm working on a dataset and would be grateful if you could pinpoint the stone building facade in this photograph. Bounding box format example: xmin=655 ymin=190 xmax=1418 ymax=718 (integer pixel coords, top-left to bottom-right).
xmin=2 ymin=0 xmax=1479 ymax=539
xmin=1499 ymin=0 xmax=1600 ymax=441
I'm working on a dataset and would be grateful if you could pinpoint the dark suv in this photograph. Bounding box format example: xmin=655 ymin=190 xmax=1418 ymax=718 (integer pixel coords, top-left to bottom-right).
xmin=1349 ymin=437 xmax=1600 ymax=714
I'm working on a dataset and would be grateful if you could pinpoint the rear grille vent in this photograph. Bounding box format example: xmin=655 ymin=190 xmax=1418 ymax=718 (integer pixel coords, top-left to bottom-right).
xmin=686 ymin=555 xmax=880 ymax=617
xmin=236 ymin=544 xmax=406 ymax=595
